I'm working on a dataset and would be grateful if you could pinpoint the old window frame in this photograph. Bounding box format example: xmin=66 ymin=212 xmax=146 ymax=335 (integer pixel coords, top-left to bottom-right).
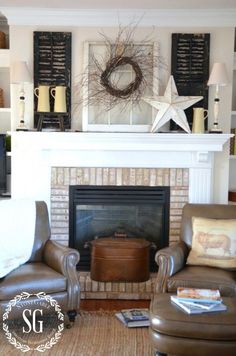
xmin=82 ymin=41 xmax=159 ymax=132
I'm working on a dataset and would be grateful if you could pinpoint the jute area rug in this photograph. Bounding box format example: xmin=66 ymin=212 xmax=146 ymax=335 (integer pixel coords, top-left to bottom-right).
xmin=0 ymin=311 xmax=153 ymax=356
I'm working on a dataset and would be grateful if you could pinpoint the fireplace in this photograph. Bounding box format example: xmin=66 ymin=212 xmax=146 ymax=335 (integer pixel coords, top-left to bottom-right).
xmin=10 ymin=132 xmax=231 ymax=300
xmin=69 ymin=185 xmax=170 ymax=272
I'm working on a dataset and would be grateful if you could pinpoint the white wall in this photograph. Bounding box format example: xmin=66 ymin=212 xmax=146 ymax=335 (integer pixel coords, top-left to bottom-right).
xmin=9 ymin=24 xmax=235 ymax=202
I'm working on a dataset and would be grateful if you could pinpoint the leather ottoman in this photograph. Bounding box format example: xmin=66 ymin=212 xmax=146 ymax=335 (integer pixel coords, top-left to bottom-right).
xmin=149 ymin=294 xmax=236 ymax=356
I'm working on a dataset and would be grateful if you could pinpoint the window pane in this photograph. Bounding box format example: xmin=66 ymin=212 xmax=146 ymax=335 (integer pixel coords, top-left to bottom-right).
xmin=109 ymin=103 xmax=131 ymax=125
xmin=132 ymin=102 xmax=153 ymax=125
xmin=88 ymin=105 xmax=108 ymax=124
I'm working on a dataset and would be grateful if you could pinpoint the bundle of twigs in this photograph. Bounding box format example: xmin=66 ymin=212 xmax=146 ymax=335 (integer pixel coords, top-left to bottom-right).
xmin=100 ymin=56 xmax=143 ymax=99
xmin=77 ymin=24 xmax=165 ymax=112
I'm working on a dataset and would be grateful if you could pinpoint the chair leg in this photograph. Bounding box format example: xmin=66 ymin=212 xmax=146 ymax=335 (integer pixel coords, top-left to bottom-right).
xmin=65 ymin=310 xmax=77 ymax=329
xmin=67 ymin=309 xmax=77 ymax=323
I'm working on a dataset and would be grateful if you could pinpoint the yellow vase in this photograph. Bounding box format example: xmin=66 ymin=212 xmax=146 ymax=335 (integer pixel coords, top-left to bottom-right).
xmin=34 ymin=85 xmax=50 ymax=112
xmin=192 ymin=108 xmax=208 ymax=134
xmin=51 ymin=86 xmax=67 ymax=113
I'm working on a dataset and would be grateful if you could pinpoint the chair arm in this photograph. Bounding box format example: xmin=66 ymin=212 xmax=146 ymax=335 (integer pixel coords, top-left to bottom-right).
xmin=43 ymin=240 xmax=80 ymax=275
xmin=43 ymin=240 xmax=80 ymax=310
xmin=154 ymin=241 xmax=189 ymax=293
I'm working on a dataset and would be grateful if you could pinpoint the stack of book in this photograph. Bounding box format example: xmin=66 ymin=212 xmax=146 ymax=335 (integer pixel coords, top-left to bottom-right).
xmin=171 ymin=287 xmax=227 ymax=314
xmin=115 ymin=308 xmax=150 ymax=327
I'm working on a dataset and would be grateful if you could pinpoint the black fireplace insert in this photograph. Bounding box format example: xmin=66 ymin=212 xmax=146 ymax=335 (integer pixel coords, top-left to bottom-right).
xmin=69 ymin=185 xmax=170 ymax=272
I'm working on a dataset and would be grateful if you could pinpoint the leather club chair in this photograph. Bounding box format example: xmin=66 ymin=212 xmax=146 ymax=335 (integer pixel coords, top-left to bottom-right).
xmin=0 ymin=201 xmax=80 ymax=324
xmin=150 ymin=203 xmax=236 ymax=355
xmin=154 ymin=203 xmax=236 ymax=296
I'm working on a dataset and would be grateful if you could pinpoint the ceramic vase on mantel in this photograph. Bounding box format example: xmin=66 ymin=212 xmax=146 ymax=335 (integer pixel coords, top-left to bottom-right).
xmin=192 ymin=107 xmax=208 ymax=134
xmin=51 ymin=86 xmax=67 ymax=113
xmin=34 ymin=85 xmax=50 ymax=112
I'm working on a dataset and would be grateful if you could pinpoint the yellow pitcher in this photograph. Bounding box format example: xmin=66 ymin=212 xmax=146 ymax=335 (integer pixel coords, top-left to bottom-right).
xmin=192 ymin=108 xmax=208 ymax=134
xmin=34 ymin=85 xmax=50 ymax=112
xmin=51 ymin=86 xmax=67 ymax=113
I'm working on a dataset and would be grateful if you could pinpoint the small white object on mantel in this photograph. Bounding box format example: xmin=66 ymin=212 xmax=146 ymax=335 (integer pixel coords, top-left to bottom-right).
xmin=143 ymin=75 xmax=203 ymax=133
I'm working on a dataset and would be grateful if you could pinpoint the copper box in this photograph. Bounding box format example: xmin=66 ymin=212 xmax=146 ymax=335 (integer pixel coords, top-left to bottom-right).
xmin=229 ymin=190 xmax=236 ymax=202
xmin=90 ymin=237 xmax=150 ymax=282
xmin=0 ymin=32 xmax=6 ymax=49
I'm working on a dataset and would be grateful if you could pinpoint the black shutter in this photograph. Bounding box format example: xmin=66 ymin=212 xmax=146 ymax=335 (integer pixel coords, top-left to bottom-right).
xmin=171 ymin=33 xmax=210 ymax=131
xmin=34 ymin=31 xmax=72 ymax=129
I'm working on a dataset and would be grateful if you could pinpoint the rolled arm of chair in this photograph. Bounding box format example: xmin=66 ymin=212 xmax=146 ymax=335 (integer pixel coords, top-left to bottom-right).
xmin=43 ymin=240 xmax=80 ymax=275
xmin=43 ymin=240 xmax=80 ymax=310
xmin=154 ymin=241 xmax=189 ymax=293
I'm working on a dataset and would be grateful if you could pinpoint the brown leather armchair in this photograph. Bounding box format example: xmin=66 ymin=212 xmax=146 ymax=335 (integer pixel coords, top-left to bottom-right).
xmin=149 ymin=204 xmax=236 ymax=356
xmin=0 ymin=201 xmax=80 ymax=323
xmin=154 ymin=203 xmax=236 ymax=296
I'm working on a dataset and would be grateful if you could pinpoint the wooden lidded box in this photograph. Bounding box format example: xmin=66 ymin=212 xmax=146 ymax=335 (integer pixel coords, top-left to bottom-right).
xmin=90 ymin=236 xmax=151 ymax=282
xmin=0 ymin=32 xmax=6 ymax=49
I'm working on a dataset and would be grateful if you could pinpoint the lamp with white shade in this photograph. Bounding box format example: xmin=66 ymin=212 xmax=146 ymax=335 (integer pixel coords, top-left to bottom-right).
xmin=11 ymin=61 xmax=32 ymax=131
xmin=207 ymin=62 xmax=228 ymax=133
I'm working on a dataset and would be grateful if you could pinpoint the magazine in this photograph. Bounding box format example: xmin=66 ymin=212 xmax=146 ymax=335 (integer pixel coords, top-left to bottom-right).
xmin=115 ymin=312 xmax=150 ymax=327
xmin=171 ymin=296 xmax=217 ymax=310
xmin=171 ymin=296 xmax=227 ymax=315
xmin=176 ymin=287 xmax=222 ymax=304
xmin=171 ymin=297 xmax=217 ymax=310
xmin=115 ymin=309 xmax=150 ymax=328
xmin=121 ymin=309 xmax=149 ymax=322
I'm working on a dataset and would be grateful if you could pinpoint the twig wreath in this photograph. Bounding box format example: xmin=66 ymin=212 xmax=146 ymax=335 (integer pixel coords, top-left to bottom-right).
xmin=77 ymin=24 xmax=166 ymax=112
xmin=100 ymin=56 xmax=143 ymax=99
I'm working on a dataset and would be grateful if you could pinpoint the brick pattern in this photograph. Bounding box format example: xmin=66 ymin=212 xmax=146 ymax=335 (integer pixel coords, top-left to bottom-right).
xmin=51 ymin=167 xmax=189 ymax=299
xmin=79 ymin=272 xmax=155 ymax=300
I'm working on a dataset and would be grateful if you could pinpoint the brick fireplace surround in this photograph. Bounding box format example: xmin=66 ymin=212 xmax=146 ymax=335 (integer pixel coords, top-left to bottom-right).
xmin=10 ymin=132 xmax=231 ymax=300
xmin=51 ymin=167 xmax=188 ymax=300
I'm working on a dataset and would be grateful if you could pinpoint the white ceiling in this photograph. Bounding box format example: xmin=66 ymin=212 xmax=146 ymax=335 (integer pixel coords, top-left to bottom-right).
xmin=1 ymin=1 xmax=235 ymax=27
xmin=0 ymin=0 xmax=236 ymax=9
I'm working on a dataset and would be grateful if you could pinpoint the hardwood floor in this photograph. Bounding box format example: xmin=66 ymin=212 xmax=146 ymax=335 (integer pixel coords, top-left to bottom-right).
xmin=80 ymin=299 xmax=151 ymax=311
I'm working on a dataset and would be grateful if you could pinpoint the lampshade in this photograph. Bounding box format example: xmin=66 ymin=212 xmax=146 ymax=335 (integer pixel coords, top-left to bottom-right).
xmin=207 ymin=62 xmax=228 ymax=86
xmin=10 ymin=61 xmax=32 ymax=84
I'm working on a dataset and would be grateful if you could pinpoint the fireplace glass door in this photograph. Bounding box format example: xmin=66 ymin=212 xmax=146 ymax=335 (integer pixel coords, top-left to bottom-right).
xmin=69 ymin=185 xmax=170 ymax=271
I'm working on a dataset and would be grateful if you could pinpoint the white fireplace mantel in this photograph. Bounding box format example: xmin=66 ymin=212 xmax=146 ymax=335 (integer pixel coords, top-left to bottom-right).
xmin=11 ymin=132 xmax=230 ymax=152
xmin=10 ymin=132 xmax=232 ymax=210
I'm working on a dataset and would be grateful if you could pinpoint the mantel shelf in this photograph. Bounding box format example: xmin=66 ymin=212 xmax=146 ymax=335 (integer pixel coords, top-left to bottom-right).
xmin=10 ymin=132 xmax=232 ymax=153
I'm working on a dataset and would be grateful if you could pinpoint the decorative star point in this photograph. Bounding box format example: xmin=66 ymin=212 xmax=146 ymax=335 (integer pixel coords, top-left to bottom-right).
xmin=143 ymin=75 xmax=203 ymax=133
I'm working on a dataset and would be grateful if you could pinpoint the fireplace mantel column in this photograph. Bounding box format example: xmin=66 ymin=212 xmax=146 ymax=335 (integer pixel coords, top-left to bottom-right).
xmin=189 ymin=151 xmax=214 ymax=203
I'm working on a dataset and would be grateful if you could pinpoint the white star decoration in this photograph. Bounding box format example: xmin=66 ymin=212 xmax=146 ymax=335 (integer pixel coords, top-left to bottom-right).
xmin=143 ymin=75 xmax=203 ymax=133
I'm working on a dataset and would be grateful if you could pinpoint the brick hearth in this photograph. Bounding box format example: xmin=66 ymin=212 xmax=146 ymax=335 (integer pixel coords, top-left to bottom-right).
xmin=79 ymin=272 xmax=155 ymax=300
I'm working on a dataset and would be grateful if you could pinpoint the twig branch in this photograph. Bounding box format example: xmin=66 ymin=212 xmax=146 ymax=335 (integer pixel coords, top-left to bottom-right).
xmin=74 ymin=23 xmax=166 ymax=113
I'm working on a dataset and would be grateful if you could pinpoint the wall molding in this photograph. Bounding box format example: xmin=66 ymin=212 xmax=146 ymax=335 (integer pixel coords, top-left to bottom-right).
xmin=1 ymin=7 xmax=236 ymax=27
